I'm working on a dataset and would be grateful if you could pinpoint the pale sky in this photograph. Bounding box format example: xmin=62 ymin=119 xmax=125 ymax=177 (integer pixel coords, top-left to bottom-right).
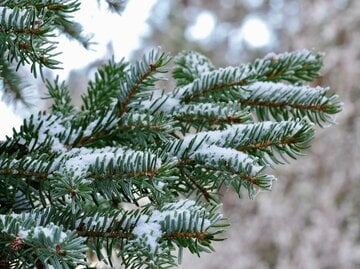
xmin=0 ymin=0 xmax=157 ymax=140
xmin=0 ymin=1 xmax=271 ymax=140
xmin=57 ymin=0 xmax=157 ymax=79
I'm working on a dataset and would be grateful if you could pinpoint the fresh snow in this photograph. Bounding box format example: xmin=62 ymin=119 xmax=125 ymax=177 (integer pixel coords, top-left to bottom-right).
xmin=168 ymin=120 xmax=308 ymax=175
xmin=130 ymin=200 xmax=213 ymax=253
xmin=32 ymin=223 xmax=67 ymax=243
xmin=243 ymin=81 xmax=328 ymax=104
xmin=76 ymin=214 xmax=113 ymax=231
xmin=156 ymin=181 xmax=166 ymax=190
xmin=54 ymin=146 xmax=161 ymax=179
xmin=174 ymin=51 xmax=215 ymax=76
xmin=18 ymin=111 xmax=118 ymax=153
xmin=193 ymin=144 xmax=262 ymax=175
xmin=16 ymin=222 xmax=68 ymax=244
xmin=132 ymin=216 xmax=162 ymax=253
xmin=263 ymin=52 xmax=279 ymax=61
xmin=82 ymin=110 xmax=118 ymax=138
xmin=14 ymin=112 xmax=162 ymax=182
xmin=176 ymin=103 xmax=222 ymax=115
xmin=0 ymin=7 xmax=28 ymax=28
xmin=266 ymin=49 xmax=318 ymax=62
xmin=140 ymin=94 xmax=181 ymax=113
xmin=17 ymin=114 xmax=69 ymax=152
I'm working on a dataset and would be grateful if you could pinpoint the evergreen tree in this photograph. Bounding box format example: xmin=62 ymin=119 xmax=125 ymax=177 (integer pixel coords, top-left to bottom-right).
xmin=0 ymin=1 xmax=342 ymax=268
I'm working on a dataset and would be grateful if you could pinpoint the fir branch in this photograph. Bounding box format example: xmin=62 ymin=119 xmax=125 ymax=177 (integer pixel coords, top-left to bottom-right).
xmin=78 ymin=229 xmax=208 ymax=241
xmin=0 ymin=1 xmax=82 ymax=80
xmin=173 ymin=50 xmax=215 ymax=87
xmin=177 ymin=67 xmax=251 ymax=103
xmin=167 ymin=119 xmax=314 ymax=167
xmin=70 ymin=110 xmax=119 ymax=147
xmin=0 ymin=56 xmax=34 ymax=106
xmin=180 ymin=168 xmax=212 ymax=201
xmin=0 ymin=44 xmax=342 ymax=268
xmin=0 ymin=150 xmax=58 ymax=180
xmin=239 ymin=82 xmax=342 ymax=125
xmin=103 ymin=0 xmax=127 ymax=14
xmin=173 ymin=102 xmax=252 ymax=133
xmin=199 ymin=166 xmax=276 ymax=198
xmin=8 ymin=109 xmax=119 ymax=151
xmin=114 ymin=112 xmax=179 ymax=149
xmin=0 ymin=167 xmax=48 ymax=180
xmin=117 ymin=49 xmax=171 ymax=117
xmin=217 ymin=120 xmax=315 ymax=163
xmin=0 ymin=6 xmax=62 ymax=76
xmin=57 ymin=20 xmax=91 ymax=48
xmin=76 ymin=230 xmax=131 ymax=239
xmin=22 ymin=0 xmax=88 ymax=48
xmin=70 ymin=112 xmax=178 ymax=149
xmin=257 ymin=50 xmax=323 ymax=82
xmin=176 ymin=50 xmax=323 ymax=103
xmin=164 ymin=231 xmax=208 ymax=240
xmin=45 ymin=77 xmax=74 ymax=115
xmin=82 ymin=58 xmax=128 ymax=111
xmin=177 ymin=153 xmax=275 ymax=198
xmin=89 ymin=168 xmax=160 ymax=180
xmin=139 ymin=92 xmax=181 ymax=114
xmin=0 ymin=213 xmax=87 ymax=268
xmin=1 ymin=1 xmax=80 ymax=12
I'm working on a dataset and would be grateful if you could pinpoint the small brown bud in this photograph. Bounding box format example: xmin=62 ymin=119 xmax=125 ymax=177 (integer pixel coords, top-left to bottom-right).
xmin=35 ymin=259 xmax=45 ymax=269
xmin=10 ymin=236 xmax=24 ymax=251
xmin=18 ymin=42 xmax=30 ymax=50
xmin=34 ymin=20 xmax=43 ymax=26
xmin=56 ymin=244 xmax=67 ymax=256
xmin=0 ymin=256 xmax=9 ymax=268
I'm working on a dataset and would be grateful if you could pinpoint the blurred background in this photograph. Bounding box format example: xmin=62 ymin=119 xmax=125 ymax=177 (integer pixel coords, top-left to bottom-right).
xmin=2 ymin=0 xmax=360 ymax=268
xmin=145 ymin=1 xmax=360 ymax=268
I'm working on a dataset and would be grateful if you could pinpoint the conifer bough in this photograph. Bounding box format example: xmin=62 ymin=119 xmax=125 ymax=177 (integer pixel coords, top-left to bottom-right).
xmin=0 ymin=0 xmax=124 ymax=104
xmin=0 ymin=5 xmax=342 ymax=269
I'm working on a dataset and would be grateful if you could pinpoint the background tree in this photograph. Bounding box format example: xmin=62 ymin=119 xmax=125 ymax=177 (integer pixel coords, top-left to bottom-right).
xmin=139 ymin=1 xmax=360 ymax=268
xmin=0 ymin=0 xmax=125 ymax=106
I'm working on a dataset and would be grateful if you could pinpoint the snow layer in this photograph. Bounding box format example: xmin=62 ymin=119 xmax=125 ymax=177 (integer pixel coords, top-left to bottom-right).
xmin=53 ymin=146 xmax=161 ymax=180
xmin=130 ymin=200 xmax=213 ymax=253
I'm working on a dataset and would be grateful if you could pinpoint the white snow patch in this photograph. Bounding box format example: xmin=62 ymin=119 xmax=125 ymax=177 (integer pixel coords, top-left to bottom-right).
xmin=156 ymin=181 xmax=166 ymax=190
xmin=18 ymin=229 xmax=29 ymax=239
xmin=53 ymin=146 xmax=161 ymax=179
xmin=141 ymin=95 xmax=181 ymax=113
xmin=264 ymin=52 xmax=279 ymax=62
xmin=130 ymin=200 xmax=213 ymax=253
xmin=31 ymin=223 xmax=67 ymax=243
xmin=176 ymin=103 xmax=221 ymax=115
xmin=193 ymin=144 xmax=262 ymax=175
xmin=82 ymin=111 xmax=117 ymax=137
xmin=243 ymin=82 xmax=328 ymax=110
xmin=132 ymin=216 xmax=162 ymax=253
xmin=0 ymin=7 xmax=30 ymax=28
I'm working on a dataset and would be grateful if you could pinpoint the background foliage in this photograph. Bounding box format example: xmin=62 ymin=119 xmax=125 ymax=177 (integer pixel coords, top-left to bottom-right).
xmin=138 ymin=1 xmax=360 ymax=268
